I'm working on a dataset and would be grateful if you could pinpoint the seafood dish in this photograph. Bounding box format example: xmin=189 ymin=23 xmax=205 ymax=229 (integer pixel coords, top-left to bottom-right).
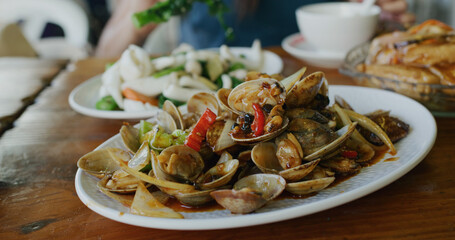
xmin=77 ymin=67 xmax=409 ymax=218
xmin=95 ymin=40 xmax=277 ymax=112
xmin=341 ymin=19 xmax=455 ymax=113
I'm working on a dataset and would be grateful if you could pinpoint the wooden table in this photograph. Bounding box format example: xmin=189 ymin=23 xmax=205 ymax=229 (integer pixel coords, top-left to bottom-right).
xmin=0 ymin=48 xmax=454 ymax=240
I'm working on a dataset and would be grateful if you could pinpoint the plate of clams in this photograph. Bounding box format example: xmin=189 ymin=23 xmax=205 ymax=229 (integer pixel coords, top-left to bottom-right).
xmin=75 ymin=68 xmax=436 ymax=230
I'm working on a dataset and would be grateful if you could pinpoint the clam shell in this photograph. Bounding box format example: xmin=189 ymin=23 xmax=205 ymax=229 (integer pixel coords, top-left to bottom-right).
xmin=286 ymin=72 xmax=325 ymax=109
xmin=162 ymin=100 xmax=184 ymax=130
xmin=280 ymin=67 xmax=307 ymax=93
xmin=227 ymin=78 xmax=286 ymax=115
xmin=251 ymin=142 xmax=321 ymax=182
xmin=197 ymin=159 xmax=239 ymax=190
xmin=210 ymin=174 xmax=286 ymax=214
xmin=157 ymin=145 xmax=204 ymax=182
xmin=97 ymin=170 xmax=139 ymax=193
xmin=157 ymin=110 xmax=177 ymax=133
xmin=303 ymin=122 xmax=357 ymax=161
xmin=77 ymin=148 xmax=130 ymax=177
xmin=285 ymin=177 xmax=335 ymax=195
xmin=187 ymin=92 xmax=220 ymax=117
xmin=206 ymin=119 xmax=236 ymax=152
xmin=120 ymin=125 xmax=140 ymax=153
xmin=231 ymin=117 xmax=289 ymax=144
xmin=128 ymin=141 xmax=150 ymax=171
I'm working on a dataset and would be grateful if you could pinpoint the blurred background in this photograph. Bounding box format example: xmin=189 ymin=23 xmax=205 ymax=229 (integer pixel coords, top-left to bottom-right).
xmin=1 ymin=0 xmax=455 ymax=59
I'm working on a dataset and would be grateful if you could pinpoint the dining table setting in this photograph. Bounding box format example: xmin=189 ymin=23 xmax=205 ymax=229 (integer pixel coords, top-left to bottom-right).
xmin=1 ymin=1 xmax=455 ymax=239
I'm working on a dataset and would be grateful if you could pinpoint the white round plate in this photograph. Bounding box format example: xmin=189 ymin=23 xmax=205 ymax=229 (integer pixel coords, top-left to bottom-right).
xmin=282 ymin=33 xmax=346 ymax=68
xmin=75 ymin=85 xmax=436 ymax=230
xmin=68 ymin=48 xmax=283 ymax=119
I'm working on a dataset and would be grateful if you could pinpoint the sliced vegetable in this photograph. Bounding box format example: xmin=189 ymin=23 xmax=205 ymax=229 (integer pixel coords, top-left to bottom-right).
xmin=122 ymin=87 xmax=158 ymax=106
xmin=251 ymin=103 xmax=265 ymax=137
xmin=228 ymin=62 xmax=245 ymax=72
xmin=158 ymin=94 xmax=186 ymax=108
xmin=95 ymin=96 xmax=120 ymax=111
xmin=184 ymin=108 xmax=217 ymax=151
xmin=206 ymin=56 xmax=224 ymax=81
xmin=152 ymin=65 xmax=184 ymax=78
xmin=231 ymin=76 xmax=244 ymax=88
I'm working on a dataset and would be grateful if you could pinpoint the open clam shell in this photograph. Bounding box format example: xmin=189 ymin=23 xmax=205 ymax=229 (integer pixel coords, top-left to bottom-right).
xmin=303 ymin=122 xmax=358 ymax=161
xmin=210 ymin=174 xmax=286 ymax=214
xmin=280 ymin=67 xmax=307 ymax=93
xmin=120 ymin=125 xmax=140 ymax=153
xmin=227 ymin=78 xmax=286 ymax=115
xmin=162 ymin=100 xmax=184 ymax=130
xmin=77 ymin=147 xmax=130 ymax=177
xmin=251 ymin=142 xmax=321 ymax=182
xmin=216 ymin=88 xmax=239 ymax=115
xmin=157 ymin=110 xmax=177 ymax=133
xmin=285 ymin=177 xmax=335 ymax=195
xmin=206 ymin=119 xmax=236 ymax=152
xmin=286 ymin=71 xmax=325 ymax=109
xmin=187 ymin=92 xmax=220 ymax=117
xmin=156 ymin=145 xmax=205 ymax=182
xmin=97 ymin=170 xmax=140 ymax=193
xmin=128 ymin=141 xmax=150 ymax=171
xmin=160 ymin=187 xmax=216 ymax=206
xmin=231 ymin=117 xmax=290 ymax=144
xmin=196 ymin=159 xmax=239 ymax=190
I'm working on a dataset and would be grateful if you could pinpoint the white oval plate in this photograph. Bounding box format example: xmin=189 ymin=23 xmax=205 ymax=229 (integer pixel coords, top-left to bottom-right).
xmin=68 ymin=48 xmax=283 ymax=119
xmin=75 ymin=85 xmax=436 ymax=230
xmin=282 ymin=33 xmax=346 ymax=69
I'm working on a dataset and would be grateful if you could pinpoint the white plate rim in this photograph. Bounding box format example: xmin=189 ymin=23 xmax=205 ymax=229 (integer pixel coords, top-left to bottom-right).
xmin=282 ymin=33 xmax=346 ymax=60
xmin=68 ymin=48 xmax=283 ymax=120
xmin=74 ymin=85 xmax=437 ymax=230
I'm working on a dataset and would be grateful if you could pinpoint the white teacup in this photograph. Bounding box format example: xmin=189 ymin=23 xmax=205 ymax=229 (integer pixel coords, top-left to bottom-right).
xmin=296 ymin=2 xmax=380 ymax=54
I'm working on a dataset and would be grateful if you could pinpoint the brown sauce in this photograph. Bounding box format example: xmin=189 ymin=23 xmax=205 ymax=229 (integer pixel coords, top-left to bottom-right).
xmin=384 ymin=157 xmax=400 ymax=162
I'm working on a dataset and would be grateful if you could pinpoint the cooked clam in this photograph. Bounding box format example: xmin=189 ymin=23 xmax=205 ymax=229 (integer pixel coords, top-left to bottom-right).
xmin=227 ymin=78 xmax=286 ymax=115
xmin=251 ymin=142 xmax=321 ymax=182
xmin=77 ymin=147 xmax=130 ymax=177
xmin=210 ymin=174 xmax=286 ymax=214
xmin=286 ymin=72 xmax=325 ymax=109
xmin=187 ymin=92 xmax=220 ymax=117
xmin=162 ymin=100 xmax=184 ymax=130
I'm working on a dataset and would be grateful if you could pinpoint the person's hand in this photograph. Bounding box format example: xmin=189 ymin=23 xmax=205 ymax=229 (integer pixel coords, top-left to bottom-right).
xmin=350 ymin=0 xmax=415 ymax=26
xmin=376 ymin=0 xmax=415 ymax=26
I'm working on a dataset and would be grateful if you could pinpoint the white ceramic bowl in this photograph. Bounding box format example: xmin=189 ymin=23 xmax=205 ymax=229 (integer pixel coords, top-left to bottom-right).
xmin=296 ymin=2 xmax=380 ymax=54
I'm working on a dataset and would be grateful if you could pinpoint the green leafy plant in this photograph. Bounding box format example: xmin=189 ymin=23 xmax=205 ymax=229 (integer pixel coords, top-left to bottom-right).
xmin=132 ymin=0 xmax=234 ymax=40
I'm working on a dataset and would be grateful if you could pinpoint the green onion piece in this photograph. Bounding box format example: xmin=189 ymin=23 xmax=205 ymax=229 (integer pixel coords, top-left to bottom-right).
xmin=95 ymin=96 xmax=119 ymax=111
xmin=158 ymin=94 xmax=186 ymax=108
xmin=152 ymin=65 xmax=184 ymax=78
xmin=228 ymin=62 xmax=245 ymax=72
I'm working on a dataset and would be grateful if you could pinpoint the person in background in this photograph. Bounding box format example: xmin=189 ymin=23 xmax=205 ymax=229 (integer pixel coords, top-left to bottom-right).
xmin=95 ymin=0 xmax=413 ymax=58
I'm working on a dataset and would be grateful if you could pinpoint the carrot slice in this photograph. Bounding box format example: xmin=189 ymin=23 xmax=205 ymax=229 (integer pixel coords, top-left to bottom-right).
xmin=122 ymin=87 xmax=158 ymax=106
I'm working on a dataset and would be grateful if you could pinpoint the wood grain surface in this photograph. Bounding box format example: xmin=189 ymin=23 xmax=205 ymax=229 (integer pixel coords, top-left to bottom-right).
xmin=0 ymin=48 xmax=453 ymax=240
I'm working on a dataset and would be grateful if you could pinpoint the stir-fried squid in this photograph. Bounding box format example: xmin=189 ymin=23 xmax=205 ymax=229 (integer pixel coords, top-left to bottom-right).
xmin=78 ymin=67 xmax=410 ymax=217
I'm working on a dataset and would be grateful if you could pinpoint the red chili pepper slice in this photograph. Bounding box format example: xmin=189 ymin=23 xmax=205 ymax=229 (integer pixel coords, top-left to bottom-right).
xmin=251 ymin=103 xmax=265 ymax=137
xmin=341 ymin=150 xmax=358 ymax=159
xmin=184 ymin=108 xmax=217 ymax=151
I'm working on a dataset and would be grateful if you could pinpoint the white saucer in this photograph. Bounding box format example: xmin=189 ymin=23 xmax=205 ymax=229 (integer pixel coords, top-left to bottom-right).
xmin=282 ymin=33 xmax=346 ymax=68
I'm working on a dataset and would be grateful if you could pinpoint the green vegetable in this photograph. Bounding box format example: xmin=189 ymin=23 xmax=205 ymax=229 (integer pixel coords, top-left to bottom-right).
xmin=105 ymin=62 xmax=115 ymax=70
xmin=215 ymin=76 xmax=223 ymax=89
xmin=231 ymin=77 xmax=244 ymax=88
xmin=95 ymin=96 xmax=119 ymax=111
xmin=139 ymin=163 xmax=152 ymax=173
xmin=132 ymin=0 xmax=234 ymax=41
xmin=158 ymin=94 xmax=186 ymax=108
xmin=206 ymin=57 xmax=224 ymax=81
xmin=139 ymin=120 xmax=155 ymax=143
xmin=172 ymin=129 xmax=189 ymax=145
xmin=239 ymin=54 xmax=246 ymax=59
xmin=152 ymin=65 xmax=184 ymax=78
xmin=228 ymin=62 xmax=245 ymax=72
